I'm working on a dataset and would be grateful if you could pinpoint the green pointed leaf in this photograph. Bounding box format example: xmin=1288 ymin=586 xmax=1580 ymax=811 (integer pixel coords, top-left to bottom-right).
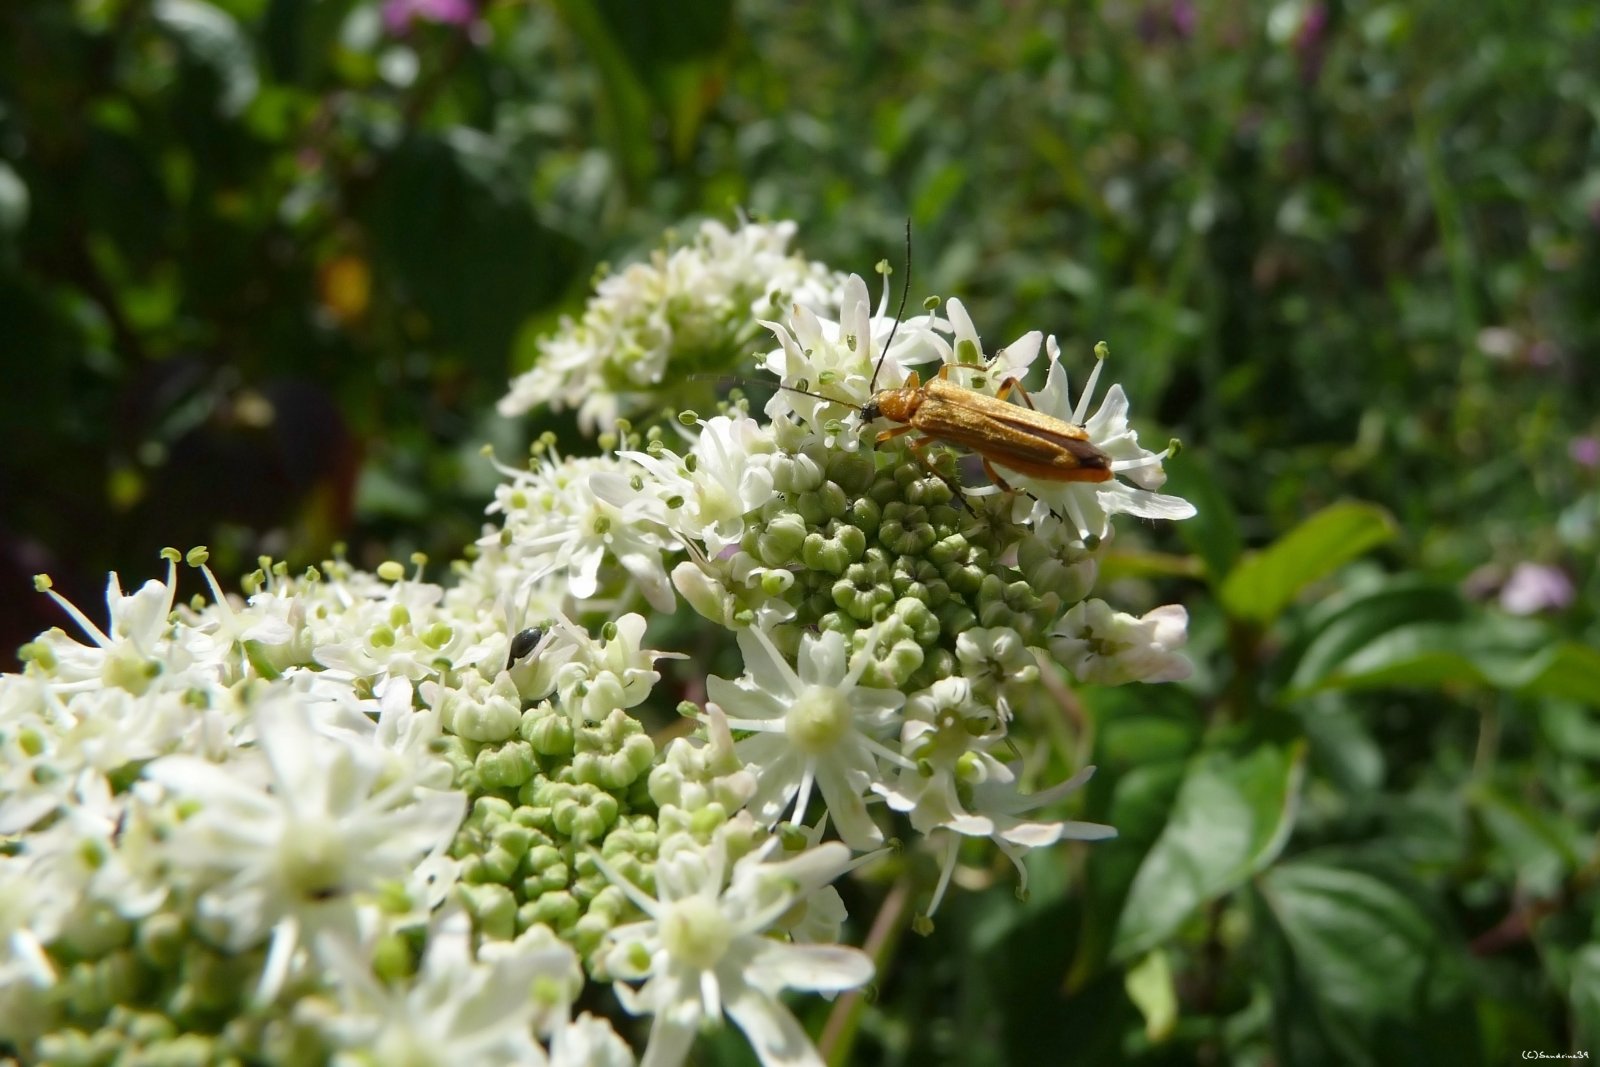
xmin=1112 ymin=740 xmax=1304 ymax=961
xmin=1512 ymin=642 xmax=1600 ymax=705
xmin=1221 ymin=502 xmax=1397 ymax=625
xmin=1287 ymin=579 xmax=1467 ymax=694
xmin=1255 ymin=860 xmax=1479 ymax=1065
xmin=1296 ymin=611 xmax=1600 ymax=709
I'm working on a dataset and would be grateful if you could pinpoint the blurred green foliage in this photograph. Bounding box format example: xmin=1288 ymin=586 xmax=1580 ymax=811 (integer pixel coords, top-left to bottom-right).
xmin=3 ymin=0 xmax=1599 ymax=1063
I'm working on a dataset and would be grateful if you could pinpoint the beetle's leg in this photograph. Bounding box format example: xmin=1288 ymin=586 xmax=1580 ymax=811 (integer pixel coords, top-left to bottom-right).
xmin=935 ymin=363 xmax=953 ymax=381
xmin=980 ymin=457 xmax=1015 ymax=492
xmin=875 ymin=424 xmax=918 ymax=446
xmin=995 ymin=375 xmax=1037 ymax=411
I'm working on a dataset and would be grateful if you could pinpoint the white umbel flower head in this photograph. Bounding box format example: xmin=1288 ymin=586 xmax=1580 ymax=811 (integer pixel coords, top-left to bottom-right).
xmin=597 ymin=830 xmax=872 ymax=1067
xmin=499 ymin=219 xmax=845 ymax=433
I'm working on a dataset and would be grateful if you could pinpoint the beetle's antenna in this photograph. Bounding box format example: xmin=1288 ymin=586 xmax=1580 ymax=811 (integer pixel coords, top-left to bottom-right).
xmin=778 ymin=383 xmax=864 ymax=411
xmin=868 ymin=220 xmax=913 ymax=395
xmin=691 ymin=372 xmax=864 ymax=412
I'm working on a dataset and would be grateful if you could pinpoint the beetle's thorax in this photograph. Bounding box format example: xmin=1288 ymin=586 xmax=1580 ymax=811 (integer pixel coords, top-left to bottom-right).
xmin=872 ymin=386 xmax=922 ymax=423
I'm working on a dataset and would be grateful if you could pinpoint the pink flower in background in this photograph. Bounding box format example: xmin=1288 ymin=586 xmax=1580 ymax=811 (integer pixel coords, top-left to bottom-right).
xmin=1499 ymin=562 xmax=1574 ymax=616
xmin=382 ymin=0 xmax=475 ymax=34
xmin=1570 ymin=435 xmax=1600 ymax=469
xmin=1294 ymin=3 xmax=1330 ymax=84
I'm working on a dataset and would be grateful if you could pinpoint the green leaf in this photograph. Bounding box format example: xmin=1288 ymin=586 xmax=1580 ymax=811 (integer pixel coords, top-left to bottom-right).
xmin=1286 ymin=578 xmax=1468 ymax=694
xmin=1111 ymin=740 xmax=1304 ymax=961
xmin=1221 ymin=502 xmax=1397 ymax=625
xmin=1072 ymin=688 xmax=1204 ymax=979
xmin=1471 ymin=786 xmax=1582 ymax=897
xmin=1296 ymin=613 xmax=1600 ymax=709
xmin=1516 ymin=642 xmax=1600 ymax=704
xmin=550 ymin=0 xmax=657 ymax=187
xmin=1255 ymin=860 xmax=1479 ymax=1065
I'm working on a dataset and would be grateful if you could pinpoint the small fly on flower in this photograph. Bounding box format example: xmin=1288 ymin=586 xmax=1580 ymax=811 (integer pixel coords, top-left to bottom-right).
xmin=506 ymin=626 xmax=544 ymax=671
xmin=785 ymin=223 xmax=1115 ymax=493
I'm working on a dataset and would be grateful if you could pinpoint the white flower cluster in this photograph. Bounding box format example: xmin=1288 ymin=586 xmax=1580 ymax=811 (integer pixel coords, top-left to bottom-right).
xmin=0 ymin=219 xmax=1196 ymax=1067
xmin=499 ymin=218 xmax=846 ymax=433
xmin=1 ymin=554 xmax=645 ymax=1065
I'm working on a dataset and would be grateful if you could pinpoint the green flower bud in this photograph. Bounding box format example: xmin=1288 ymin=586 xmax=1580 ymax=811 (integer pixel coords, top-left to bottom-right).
xmin=522 ymin=890 xmax=581 ymax=932
xmin=892 ymin=596 xmax=941 ymax=645
xmin=479 ymin=846 xmax=522 ymax=884
xmin=551 ymin=783 xmax=619 ymax=843
xmin=771 ymin=451 xmax=825 ymax=493
xmin=451 ymin=675 xmax=525 ymax=743
xmin=878 ymin=502 xmax=935 ymax=557
xmin=927 ymin=532 xmax=969 ymax=566
xmin=794 ymin=490 xmax=828 ymax=526
xmin=136 ymin=912 xmax=185 ymax=971
xmin=571 ymin=913 xmax=613 ymax=959
xmin=936 ymin=601 xmax=978 ymax=637
xmin=476 ymin=741 xmax=537 ymax=790
xmin=801 ymin=532 xmax=850 ymax=575
xmin=847 ymin=494 xmax=882 ymax=537
xmin=753 ymin=511 xmax=808 ymax=566
xmin=815 ymin=611 xmax=851 ymax=635
xmin=859 ymin=637 xmax=924 ymax=688
xmin=905 ymin=473 xmax=954 ymax=508
xmin=944 ymin=561 xmax=985 ymax=596
xmin=832 ymin=577 xmax=893 ymax=623
xmin=833 ymin=523 xmax=868 ymax=563
xmin=471 ymin=795 xmax=514 ymax=826
xmin=816 ymin=480 xmax=849 ymax=519
xmin=460 ymin=883 xmax=518 ymax=940
xmin=521 ymin=703 xmax=575 ymax=756
xmin=372 ymin=932 xmax=415 ymax=983
xmin=827 ymin=450 xmax=876 ymax=493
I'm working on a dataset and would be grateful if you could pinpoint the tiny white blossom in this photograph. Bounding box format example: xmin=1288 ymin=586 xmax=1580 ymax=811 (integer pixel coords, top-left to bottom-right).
xmin=1050 ymin=600 xmax=1192 ymax=685
xmin=605 ymin=414 xmax=779 ymax=555
xmin=597 ymin=831 xmax=872 ymax=1067
xmin=759 ymin=273 xmax=942 ymax=446
xmin=706 ymin=625 xmax=908 ymax=849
